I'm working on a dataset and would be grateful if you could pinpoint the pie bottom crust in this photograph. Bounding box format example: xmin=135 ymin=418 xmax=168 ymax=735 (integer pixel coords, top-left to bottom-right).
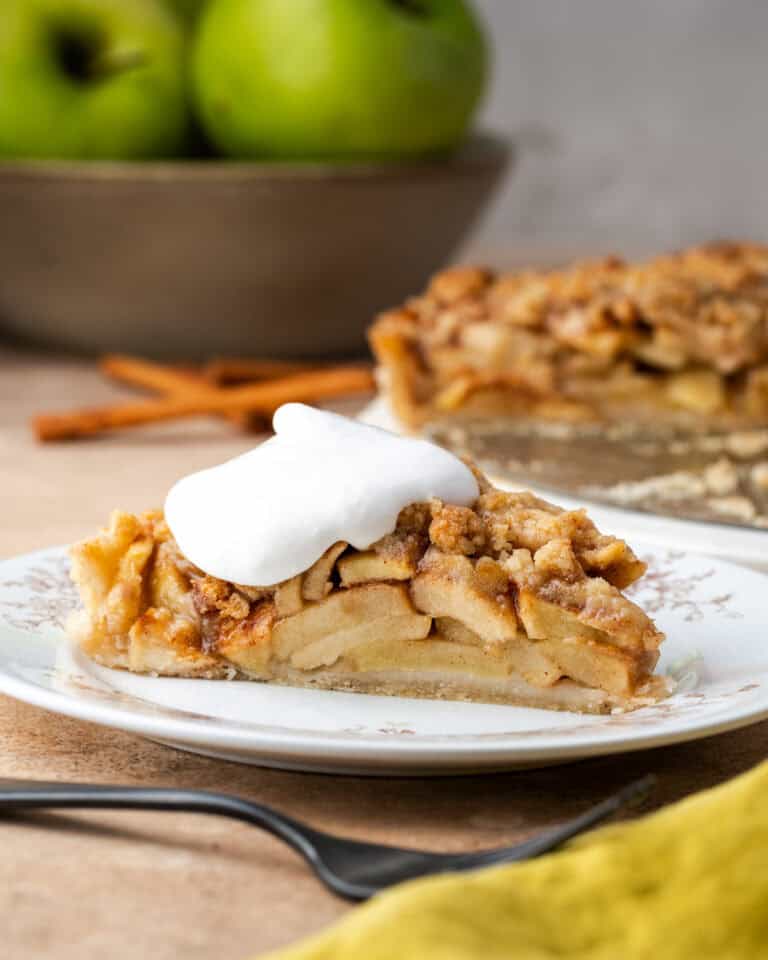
xmin=209 ymin=665 xmax=666 ymax=715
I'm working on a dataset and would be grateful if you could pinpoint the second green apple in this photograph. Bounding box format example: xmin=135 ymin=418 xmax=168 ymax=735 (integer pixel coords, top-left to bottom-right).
xmin=192 ymin=0 xmax=488 ymax=160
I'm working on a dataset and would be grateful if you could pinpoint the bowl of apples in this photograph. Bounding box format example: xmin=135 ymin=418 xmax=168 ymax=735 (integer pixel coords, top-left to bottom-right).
xmin=0 ymin=0 xmax=510 ymax=360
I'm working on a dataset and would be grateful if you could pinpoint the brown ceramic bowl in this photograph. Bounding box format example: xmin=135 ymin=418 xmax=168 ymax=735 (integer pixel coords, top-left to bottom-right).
xmin=0 ymin=134 xmax=510 ymax=360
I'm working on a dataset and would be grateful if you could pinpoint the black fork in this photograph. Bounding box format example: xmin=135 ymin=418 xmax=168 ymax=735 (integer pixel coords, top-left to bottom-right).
xmin=0 ymin=774 xmax=655 ymax=900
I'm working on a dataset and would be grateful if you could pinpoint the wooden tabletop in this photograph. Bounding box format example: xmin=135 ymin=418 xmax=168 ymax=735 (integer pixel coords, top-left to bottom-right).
xmin=1 ymin=347 xmax=767 ymax=960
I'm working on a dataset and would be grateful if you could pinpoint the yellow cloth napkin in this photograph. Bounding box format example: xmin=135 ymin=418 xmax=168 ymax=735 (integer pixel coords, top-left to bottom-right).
xmin=262 ymin=760 xmax=768 ymax=959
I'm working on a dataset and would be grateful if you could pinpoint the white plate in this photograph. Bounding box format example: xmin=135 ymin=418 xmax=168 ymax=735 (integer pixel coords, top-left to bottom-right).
xmin=0 ymin=545 xmax=766 ymax=775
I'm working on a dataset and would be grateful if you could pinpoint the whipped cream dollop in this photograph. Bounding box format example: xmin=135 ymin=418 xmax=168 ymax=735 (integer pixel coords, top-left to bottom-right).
xmin=164 ymin=403 xmax=478 ymax=586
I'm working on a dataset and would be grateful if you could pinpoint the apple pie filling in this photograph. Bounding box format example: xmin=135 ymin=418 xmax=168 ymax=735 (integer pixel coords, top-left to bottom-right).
xmin=69 ymin=469 xmax=666 ymax=714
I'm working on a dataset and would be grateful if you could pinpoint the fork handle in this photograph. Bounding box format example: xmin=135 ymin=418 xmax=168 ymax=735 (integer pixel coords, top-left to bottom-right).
xmin=0 ymin=780 xmax=319 ymax=861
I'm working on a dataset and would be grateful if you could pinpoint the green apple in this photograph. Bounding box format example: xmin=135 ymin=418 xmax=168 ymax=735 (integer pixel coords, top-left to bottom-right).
xmin=0 ymin=0 xmax=189 ymax=160
xmin=165 ymin=0 xmax=208 ymax=26
xmin=192 ymin=0 xmax=487 ymax=160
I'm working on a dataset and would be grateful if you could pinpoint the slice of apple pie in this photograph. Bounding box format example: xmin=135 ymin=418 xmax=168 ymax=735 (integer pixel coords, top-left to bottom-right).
xmin=69 ymin=468 xmax=666 ymax=714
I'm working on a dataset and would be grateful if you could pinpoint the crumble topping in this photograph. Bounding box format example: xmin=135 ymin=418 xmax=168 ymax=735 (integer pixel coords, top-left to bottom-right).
xmin=428 ymin=502 xmax=486 ymax=556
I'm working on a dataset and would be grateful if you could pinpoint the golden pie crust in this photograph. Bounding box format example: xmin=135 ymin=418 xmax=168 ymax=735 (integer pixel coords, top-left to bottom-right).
xmin=68 ymin=467 xmax=666 ymax=714
xmin=369 ymin=242 xmax=768 ymax=429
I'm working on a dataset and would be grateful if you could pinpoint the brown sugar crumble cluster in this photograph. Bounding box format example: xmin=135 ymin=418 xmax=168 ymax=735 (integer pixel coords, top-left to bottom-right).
xmin=369 ymin=242 xmax=768 ymax=428
xmin=69 ymin=466 xmax=666 ymax=714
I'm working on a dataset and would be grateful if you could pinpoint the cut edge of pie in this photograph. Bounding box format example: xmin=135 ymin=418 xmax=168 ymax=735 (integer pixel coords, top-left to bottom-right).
xmin=369 ymin=242 xmax=768 ymax=430
xmin=68 ymin=467 xmax=668 ymax=715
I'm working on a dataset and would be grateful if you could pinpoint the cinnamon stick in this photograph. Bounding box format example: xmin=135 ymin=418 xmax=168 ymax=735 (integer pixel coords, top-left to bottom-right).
xmin=100 ymin=354 xmax=208 ymax=393
xmin=204 ymin=357 xmax=318 ymax=385
xmin=99 ymin=354 xmax=261 ymax=430
xmin=34 ymin=365 xmax=375 ymax=442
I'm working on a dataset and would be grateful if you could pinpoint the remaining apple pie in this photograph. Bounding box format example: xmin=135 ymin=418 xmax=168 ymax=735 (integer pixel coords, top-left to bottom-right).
xmin=68 ymin=467 xmax=666 ymax=714
xmin=369 ymin=242 xmax=768 ymax=429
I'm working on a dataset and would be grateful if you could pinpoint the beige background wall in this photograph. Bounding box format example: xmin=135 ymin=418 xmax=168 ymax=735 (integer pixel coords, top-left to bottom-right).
xmin=469 ymin=0 xmax=768 ymax=264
